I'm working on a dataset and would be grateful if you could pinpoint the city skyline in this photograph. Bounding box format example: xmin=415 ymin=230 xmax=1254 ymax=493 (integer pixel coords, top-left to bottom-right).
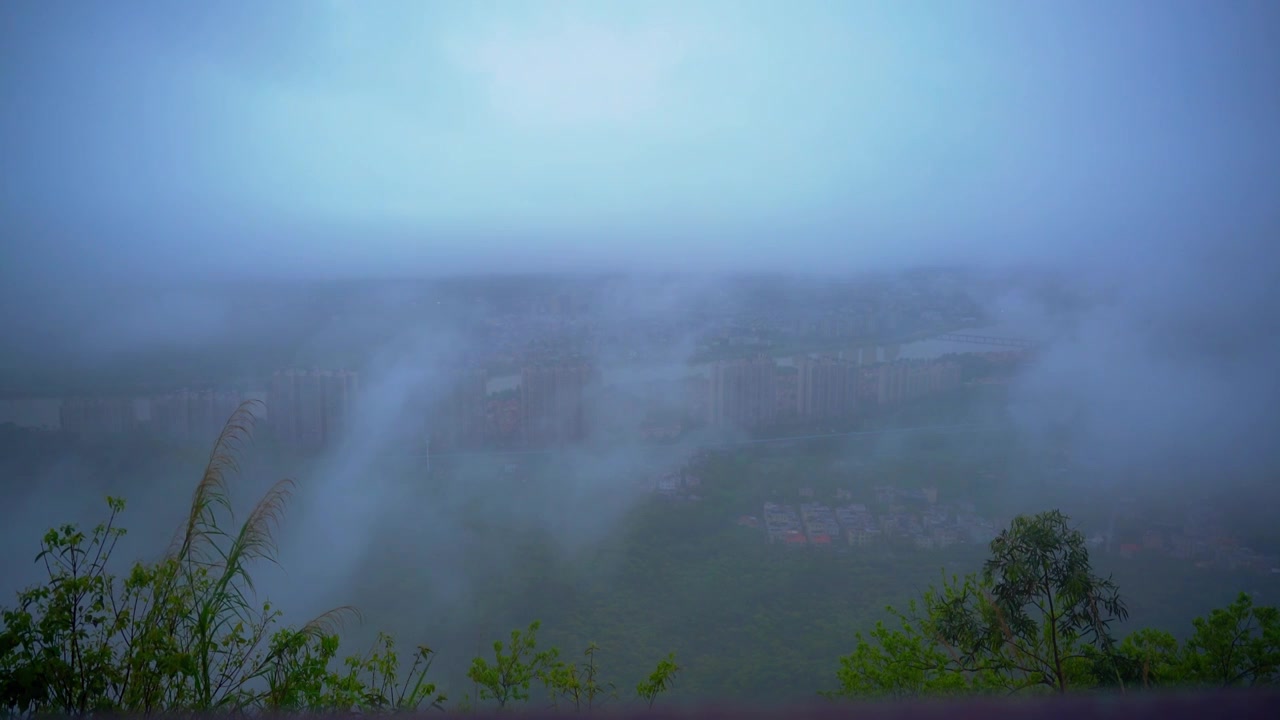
xmin=44 ymin=347 xmax=990 ymax=451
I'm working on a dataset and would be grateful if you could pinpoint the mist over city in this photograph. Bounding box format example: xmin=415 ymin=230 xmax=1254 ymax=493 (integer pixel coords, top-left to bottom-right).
xmin=2 ymin=0 xmax=1279 ymax=712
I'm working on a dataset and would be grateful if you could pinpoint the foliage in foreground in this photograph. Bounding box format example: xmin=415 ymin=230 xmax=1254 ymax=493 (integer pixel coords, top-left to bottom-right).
xmin=3 ymin=402 xmax=1277 ymax=712
xmin=461 ymin=621 xmax=680 ymax=713
xmin=826 ymin=510 xmax=1280 ymax=699
xmin=0 ymin=401 xmax=679 ymax=716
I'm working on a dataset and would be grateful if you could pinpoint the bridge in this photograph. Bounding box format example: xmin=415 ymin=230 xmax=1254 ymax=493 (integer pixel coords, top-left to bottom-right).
xmin=933 ymin=333 xmax=1039 ymax=349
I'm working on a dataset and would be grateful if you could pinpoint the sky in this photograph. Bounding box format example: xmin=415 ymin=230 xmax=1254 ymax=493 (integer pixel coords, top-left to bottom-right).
xmin=3 ymin=0 xmax=1278 ymax=279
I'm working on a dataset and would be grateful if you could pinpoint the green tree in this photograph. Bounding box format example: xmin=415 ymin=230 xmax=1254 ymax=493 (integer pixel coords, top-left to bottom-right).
xmin=540 ymin=642 xmax=617 ymax=712
xmin=0 ymin=401 xmax=444 ymax=716
xmin=828 ymin=510 xmax=1128 ymax=697
xmin=1108 ymin=628 xmax=1183 ymax=689
xmin=1102 ymin=594 xmax=1280 ymax=691
xmin=824 ymin=598 xmax=994 ymax=699
xmin=465 ymin=620 xmax=559 ymax=710
xmin=635 ymin=653 xmax=681 ymax=710
xmin=262 ymin=629 xmax=446 ymax=712
xmin=1179 ymin=592 xmax=1280 ymax=687
xmin=465 ymin=622 xmax=681 ymax=713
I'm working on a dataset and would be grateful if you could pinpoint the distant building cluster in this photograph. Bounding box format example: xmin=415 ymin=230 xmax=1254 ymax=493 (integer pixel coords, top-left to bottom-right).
xmin=796 ymin=356 xmax=859 ymax=420
xmin=1106 ymin=503 xmax=1279 ymax=575
xmin=707 ymin=354 xmax=963 ymax=431
xmin=519 ymin=361 xmax=600 ymax=446
xmin=58 ymin=396 xmax=138 ymax=439
xmin=149 ymin=388 xmax=243 ymax=445
xmin=865 ymin=360 xmax=963 ymax=407
xmin=427 ymin=360 xmax=603 ymax=451
xmin=654 ymin=464 xmax=702 ymax=499
xmin=33 ymin=273 xmax=1002 ymax=451
xmin=267 ymin=369 xmax=359 ymax=450
xmin=52 ymin=352 xmax=974 ymax=453
xmin=58 ymin=390 xmax=245 ymax=443
xmin=55 ymin=369 xmax=357 ymax=451
xmin=50 ymin=345 xmax=1001 ymax=454
xmin=430 ymin=369 xmax=490 ymax=451
xmin=747 ymin=486 xmax=998 ymax=550
xmin=708 ymin=356 xmax=778 ymax=429
xmin=418 ymin=352 xmax=971 ymax=451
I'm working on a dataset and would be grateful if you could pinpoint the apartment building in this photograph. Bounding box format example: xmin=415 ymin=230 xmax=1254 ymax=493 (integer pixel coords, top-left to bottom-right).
xmin=432 ymin=368 xmax=490 ymax=451
xmin=268 ymin=368 xmax=359 ymax=450
xmin=795 ymin=355 xmax=858 ymax=421
xmin=707 ymin=355 xmax=777 ymax=430
xmin=59 ymin=396 xmax=137 ymax=439
xmin=148 ymin=388 xmax=242 ymax=444
xmin=520 ymin=360 xmax=600 ymax=445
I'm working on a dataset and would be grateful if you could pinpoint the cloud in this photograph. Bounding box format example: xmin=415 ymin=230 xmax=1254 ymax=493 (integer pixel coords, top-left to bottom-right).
xmin=448 ymin=17 xmax=694 ymax=130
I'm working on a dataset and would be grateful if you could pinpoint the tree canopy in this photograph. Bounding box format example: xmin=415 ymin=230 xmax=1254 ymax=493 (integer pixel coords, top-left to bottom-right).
xmin=826 ymin=510 xmax=1279 ymax=699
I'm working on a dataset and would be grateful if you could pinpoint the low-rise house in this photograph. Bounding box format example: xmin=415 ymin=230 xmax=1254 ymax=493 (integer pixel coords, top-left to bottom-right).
xmin=933 ymin=526 xmax=960 ymax=548
xmin=833 ymin=503 xmax=879 ymax=546
xmin=780 ymin=529 xmax=807 ymax=546
xmin=902 ymin=488 xmax=932 ymax=507
xmin=800 ymin=503 xmax=842 ymax=546
xmin=875 ymin=486 xmax=898 ymax=506
xmin=656 ymin=477 xmax=679 ymax=497
xmin=879 ymin=513 xmax=922 ymax=539
xmin=1227 ymin=547 xmax=1262 ymax=572
xmin=763 ymin=502 xmax=805 ymax=544
xmin=921 ymin=505 xmax=950 ymax=530
xmin=861 ymin=527 xmax=883 ymax=546
xmin=1167 ymin=530 xmax=1192 ymax=558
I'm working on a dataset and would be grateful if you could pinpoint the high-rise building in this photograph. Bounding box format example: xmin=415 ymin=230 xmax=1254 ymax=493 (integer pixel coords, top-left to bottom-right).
xmin=268 ymin=369 xmax=300 ymax=445
xmin=269 ymin=368 xmax=358 ymax=450
xmin=149 ymin=388 xmax=243 ymax=444
xmin=59 ymin=396 xmax=138 ymax=439
xmin=320 ymin=370 xmax=359 ymax=446
xmin=876 ymin=362 xmax=907 ymax=406
xmin=295 ymin=370 xmax=325 ymax=450
xmin=188 ymin=388 xmax=244 ymax=444
xmin=796 ymin=355 xmax=859 ymax=421
xmin=684 ymin=374 xmax=709 ymax=422
xmin=432 ymin=368 xmax=489 ymax=451
xmin=707 ymin=355 xmax=778 ymax=430
xmin=520 ymin=360 xmax=599 ymax=445
xmin=864 ymin=359 xmax=962 ymax=407
xmin=149 ymin=390 xmax=192 ymax=440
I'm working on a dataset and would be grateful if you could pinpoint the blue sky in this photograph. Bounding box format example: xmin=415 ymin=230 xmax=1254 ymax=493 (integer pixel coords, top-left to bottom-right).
xmin=2 ymin=0 xmax=1278 ymax=277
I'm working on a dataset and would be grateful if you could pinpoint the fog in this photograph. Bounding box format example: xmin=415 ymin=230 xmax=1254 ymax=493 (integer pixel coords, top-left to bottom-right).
xmin=3 ymin=0 xmax=1280 ymax=704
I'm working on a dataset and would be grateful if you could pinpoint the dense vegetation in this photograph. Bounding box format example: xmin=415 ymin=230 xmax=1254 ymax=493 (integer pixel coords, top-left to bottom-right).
xmin=2 ymin=402 xmax=1277 ymax=715
xmin=0 ymin=403 xmax=679 ymax=716
xmin=825 ymin=511 xmax=1279 ymax=697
